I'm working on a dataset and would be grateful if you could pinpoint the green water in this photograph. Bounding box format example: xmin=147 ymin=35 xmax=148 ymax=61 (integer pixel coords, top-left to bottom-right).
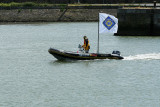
xmin=0 ymin=22 xmax=160 ymax=107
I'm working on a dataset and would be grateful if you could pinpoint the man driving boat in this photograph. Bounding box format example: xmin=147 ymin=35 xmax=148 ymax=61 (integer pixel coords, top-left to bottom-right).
xmin=82 ymin=36 xmax=90 ymax=53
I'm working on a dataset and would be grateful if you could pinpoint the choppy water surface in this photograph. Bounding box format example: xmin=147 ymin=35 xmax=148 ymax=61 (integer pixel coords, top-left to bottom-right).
xmin=0 ymin=22 xmax=160 ymax=107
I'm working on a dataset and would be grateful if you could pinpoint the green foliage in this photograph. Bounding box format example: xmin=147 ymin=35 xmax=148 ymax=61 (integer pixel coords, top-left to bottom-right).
xmin=0 ymin=2 xmax=21 ymax=7
xmin=0 ymin=2 xmax=67 ymax=8
xmin=22 ymin=2 xmax=36 ymax=7
xmin=10 ymin=2 xmax=21 ymax=7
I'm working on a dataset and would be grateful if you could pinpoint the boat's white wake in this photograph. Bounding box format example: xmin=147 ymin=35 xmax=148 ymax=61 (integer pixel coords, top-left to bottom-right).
xmin=124 ymin=53 xmax=160 ymax=60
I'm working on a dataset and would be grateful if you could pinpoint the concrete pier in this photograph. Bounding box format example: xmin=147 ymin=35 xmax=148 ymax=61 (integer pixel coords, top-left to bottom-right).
xmin=116 ymin=8 xmax=160 ymax=36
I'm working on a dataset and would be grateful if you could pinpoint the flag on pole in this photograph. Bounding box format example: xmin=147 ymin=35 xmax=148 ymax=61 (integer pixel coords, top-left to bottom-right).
xmin=99 ymin=13 xmax=118 ymax=34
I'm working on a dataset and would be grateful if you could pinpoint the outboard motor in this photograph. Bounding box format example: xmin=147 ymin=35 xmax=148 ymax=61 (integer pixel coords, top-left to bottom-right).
xmin=112 ymin=51 xmax=121 ymax=56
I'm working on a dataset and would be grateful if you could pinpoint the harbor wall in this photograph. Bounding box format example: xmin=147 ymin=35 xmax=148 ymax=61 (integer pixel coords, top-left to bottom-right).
xmin=0 ymin=9 xmax=117 ymax=22
xmin=116 ymin=8 xmax=160 ymax=36
xmin=1 ymin=7 xmax=160 ymax=36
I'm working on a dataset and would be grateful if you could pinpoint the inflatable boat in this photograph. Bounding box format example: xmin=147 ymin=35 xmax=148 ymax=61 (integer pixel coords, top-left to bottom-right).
xmin=48 ymin=48 xmax=123 ymax=61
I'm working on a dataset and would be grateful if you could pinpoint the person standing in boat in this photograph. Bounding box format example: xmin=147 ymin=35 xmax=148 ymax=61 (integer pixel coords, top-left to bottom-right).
xmin=82 ymin=36 xmax=90 ymax=53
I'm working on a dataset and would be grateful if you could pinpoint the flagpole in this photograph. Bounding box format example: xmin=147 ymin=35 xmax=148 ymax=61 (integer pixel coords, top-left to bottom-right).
xmin=97 ymin=13 xmax=99 ymax=54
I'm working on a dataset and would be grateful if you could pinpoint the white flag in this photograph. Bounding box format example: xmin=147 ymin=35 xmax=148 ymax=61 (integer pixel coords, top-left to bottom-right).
xmin=99 ymin=13 xmax=118 ymax=34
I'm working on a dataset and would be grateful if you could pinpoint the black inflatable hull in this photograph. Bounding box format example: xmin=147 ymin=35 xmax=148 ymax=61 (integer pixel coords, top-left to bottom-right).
xmin=48 ymin=48 xmax=123 ymax=61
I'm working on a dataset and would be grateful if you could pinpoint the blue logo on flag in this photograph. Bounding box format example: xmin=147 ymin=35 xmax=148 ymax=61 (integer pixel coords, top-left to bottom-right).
xmin=103 ymin=16 xmax=115 ymax=30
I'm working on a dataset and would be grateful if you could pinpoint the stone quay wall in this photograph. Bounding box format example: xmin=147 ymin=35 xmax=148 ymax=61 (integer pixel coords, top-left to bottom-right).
xmin=1 ymin=7 xmax=160 ymax=36
xmin=0 ymin=9 xmax=117 ymax=22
